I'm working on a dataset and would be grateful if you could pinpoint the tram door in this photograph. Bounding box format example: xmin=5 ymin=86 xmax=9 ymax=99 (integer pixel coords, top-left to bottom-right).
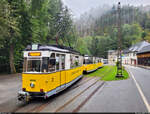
xmin=48 ymin=53 xmax=61 ymax=91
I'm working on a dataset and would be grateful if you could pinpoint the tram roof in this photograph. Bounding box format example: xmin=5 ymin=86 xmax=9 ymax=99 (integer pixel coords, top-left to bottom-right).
xmin=24 ymin=44 xmax=81 ymax=55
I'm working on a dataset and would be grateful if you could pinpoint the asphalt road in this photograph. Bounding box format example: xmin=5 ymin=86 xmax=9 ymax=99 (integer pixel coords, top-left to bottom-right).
xmin=0 ymin=66 xmax=150 ymax=112
xmin=79 ymin=65 xmax=150 ymax=112
xmin=0 ymin=73 xmax=22 ymax=105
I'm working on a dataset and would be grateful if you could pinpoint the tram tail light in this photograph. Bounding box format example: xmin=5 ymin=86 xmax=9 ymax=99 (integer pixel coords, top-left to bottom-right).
xmin=40 ymin=89 xmax=44 ymax=92
xmin=22 ymin=88 xmax=26 ymax=91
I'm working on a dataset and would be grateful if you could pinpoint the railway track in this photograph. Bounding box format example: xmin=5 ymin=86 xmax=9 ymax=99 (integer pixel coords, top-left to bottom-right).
xmin=32 ymin=77 xmax=100 ymax=112
xmin=13 ymin=67 xmax=113 ymax=113
xmin=13 ymin=76 xmax=95 ymax=112
xmin=55 ymin=80 xmax=105 ymax=112
xmin=30 ymin=77 xmax=103 ymax=112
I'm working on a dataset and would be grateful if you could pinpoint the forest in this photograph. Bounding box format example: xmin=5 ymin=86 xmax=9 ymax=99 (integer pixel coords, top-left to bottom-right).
xmin=75 ymin=4 xmax=150 ymax=58
xmin=0 ymin=0 xmax=150 ymax=74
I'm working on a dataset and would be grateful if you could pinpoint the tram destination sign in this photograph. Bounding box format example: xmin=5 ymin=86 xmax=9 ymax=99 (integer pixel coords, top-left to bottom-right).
xmin=28 ymin=52 xmax=41 ymax=56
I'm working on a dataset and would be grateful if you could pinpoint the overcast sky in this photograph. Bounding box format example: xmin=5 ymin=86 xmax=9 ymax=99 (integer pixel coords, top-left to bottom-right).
xmin=62 ymin=0 xmax=150 ymax=18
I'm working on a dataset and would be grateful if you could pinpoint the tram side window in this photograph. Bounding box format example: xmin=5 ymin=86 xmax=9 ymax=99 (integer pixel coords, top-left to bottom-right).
xmin=84 ymin=57 xmax=92 ymax=64
xmin=79 ymin=56 xmax=83 ymax=66
xmin=70 ymin=55 xmax=74 ymax=68
xmin=93 ymin=58 xmax=96 ymax=63
xmin=61 ymin=55 xmax=65 ymax=70
xmin=56 ymin=54 xmax=60 ymax=70
xmin=42 ymin=57 xmax=49 ymax=73
xmin=70 ymin=55 xmax=79 ymax=68
xmin=48 ymin=53 xmax=56 ymax=72
xmin=75 ymin=56 xmax=79 ymax=67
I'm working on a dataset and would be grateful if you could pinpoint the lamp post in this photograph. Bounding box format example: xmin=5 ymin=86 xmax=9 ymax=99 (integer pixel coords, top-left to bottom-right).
xmin=116 ymin=2 xmax=123 ymax=78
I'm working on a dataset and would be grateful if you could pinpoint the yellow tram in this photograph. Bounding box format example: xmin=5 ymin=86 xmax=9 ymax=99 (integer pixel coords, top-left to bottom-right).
xmin=18 ymin=44 xmax=84 ymax=101
xmin=83 ymin=55 xmax=103 ymax=73
xmin=18 ymin=44 xmax=103 ymax=102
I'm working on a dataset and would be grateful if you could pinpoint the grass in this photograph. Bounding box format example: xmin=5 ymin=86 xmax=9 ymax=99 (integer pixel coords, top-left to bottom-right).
xmin=84 ymin=65 xmax=129 ymax=81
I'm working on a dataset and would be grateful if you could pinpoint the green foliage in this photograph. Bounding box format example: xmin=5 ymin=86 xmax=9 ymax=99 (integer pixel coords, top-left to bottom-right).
xmin=0 ymin=0 xmax=76 ymax=73
xmin=122 ymin=23 xmax=142 ymax=48
xmin=30 ymin=0 xmax=50 ymax=43
xmin=141 ymin=31 xmax=147 ymax=40
xmin=101 ymin=66 xmax=129 ymax=81
xmin=0 ymin=1 xmax=150 ymax=73
xmin=75 ymin=36 xmax=92 ymax=55
xmin=76 ymin=5 xmax=150 ymax=58
xmin=84 ymin=66 xmax=113 ymax=77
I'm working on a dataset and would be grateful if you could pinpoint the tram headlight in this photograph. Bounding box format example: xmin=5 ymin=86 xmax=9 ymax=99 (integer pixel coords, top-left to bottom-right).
xmin=30 ymin=82 xmax=35 ymax=88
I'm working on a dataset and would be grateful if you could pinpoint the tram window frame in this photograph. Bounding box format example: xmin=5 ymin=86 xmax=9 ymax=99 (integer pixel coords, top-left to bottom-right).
xmin=79 ymin=56 xmax=83 ymax=66
xmin=93 ymin=57 xmax=96 ymax=64
xmin=48 ymin=53 xmax=56 ymax=72
xmin=61 ymin=54 xmax=65 ymax=70
xmin=27 ymin=58 xmax=41 ymax=72
xmin=84 ymin=58 xmax=89 ymax=64
xmin=89 ymin=57 xmax=93 ymax=64
xmin=56 ymin=54 xmax=60 ymax=71
xmin=42 ymin=57 xmax=49 ymax=73
xmin=75 ymin=56 xmax=79 ymax=67
xmin=70 ymin=54 xmax=80 ymax=68
xmin=84 ymin=57 xmax=93 ymax=64
xmin=23 ymin=57 xmax=27 ymax=72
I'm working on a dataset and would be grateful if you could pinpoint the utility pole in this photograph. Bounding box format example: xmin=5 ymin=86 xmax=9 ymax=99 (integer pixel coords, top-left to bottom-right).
xmin=116 ymin=2 xmax=123 ymax=78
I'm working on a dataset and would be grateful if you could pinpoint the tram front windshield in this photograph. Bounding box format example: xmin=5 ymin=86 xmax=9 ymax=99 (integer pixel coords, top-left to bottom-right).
xmin=27 ymin=59 xmax=41 ymax=72
xmin=23 ymin=57 xmax=55 ymax=73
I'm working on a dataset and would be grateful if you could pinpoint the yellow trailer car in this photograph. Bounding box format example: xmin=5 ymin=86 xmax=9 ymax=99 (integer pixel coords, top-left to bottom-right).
xmin=83 ymin=55 xmax=103 ymax=73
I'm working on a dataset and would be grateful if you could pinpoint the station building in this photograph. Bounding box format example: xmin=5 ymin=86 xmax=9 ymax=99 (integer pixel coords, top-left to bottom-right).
xmin=137 ymin=45 xmax=150 ymax=66
xmin=108 ymin=50 xmax=117 ymax=65
xmin=122 ymin=41 xmax=150 ymax=66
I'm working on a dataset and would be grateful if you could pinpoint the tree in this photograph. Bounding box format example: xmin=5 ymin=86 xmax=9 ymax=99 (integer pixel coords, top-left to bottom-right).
xmin=141 ymin=31 xmax=147 ymax=40
xmin=30 ymin=0 xmax=50 ymax=43
xmin=0 ymin=0 xmax=21 ymax=73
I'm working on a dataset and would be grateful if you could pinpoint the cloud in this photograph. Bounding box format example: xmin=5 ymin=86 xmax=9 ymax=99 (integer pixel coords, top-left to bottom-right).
xmin=62 ymin=0 xmax=150 ymax=18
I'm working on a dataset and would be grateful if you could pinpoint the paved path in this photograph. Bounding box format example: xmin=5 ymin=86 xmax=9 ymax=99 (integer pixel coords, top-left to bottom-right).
xmin=0 ymin=73 xmax=21 ymax=105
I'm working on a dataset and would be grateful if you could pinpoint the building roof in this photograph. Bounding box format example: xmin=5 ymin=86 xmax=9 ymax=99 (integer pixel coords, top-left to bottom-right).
xmin=122 ymin=48 xmax=130 ymax=54
xmin=137 ymin=44 xmax=150 ymax=54
xmin=128 ymin=41 xmax=150 ymax=52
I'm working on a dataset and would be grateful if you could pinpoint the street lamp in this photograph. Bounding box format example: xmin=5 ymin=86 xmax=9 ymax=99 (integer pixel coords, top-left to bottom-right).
xmin=116 ymin=2 xmax=124 ymax=78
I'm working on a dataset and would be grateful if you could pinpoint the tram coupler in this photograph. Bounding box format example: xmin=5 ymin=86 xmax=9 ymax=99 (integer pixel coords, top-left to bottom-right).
xmin=18 ymin=91 xmax=31 ymax=102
